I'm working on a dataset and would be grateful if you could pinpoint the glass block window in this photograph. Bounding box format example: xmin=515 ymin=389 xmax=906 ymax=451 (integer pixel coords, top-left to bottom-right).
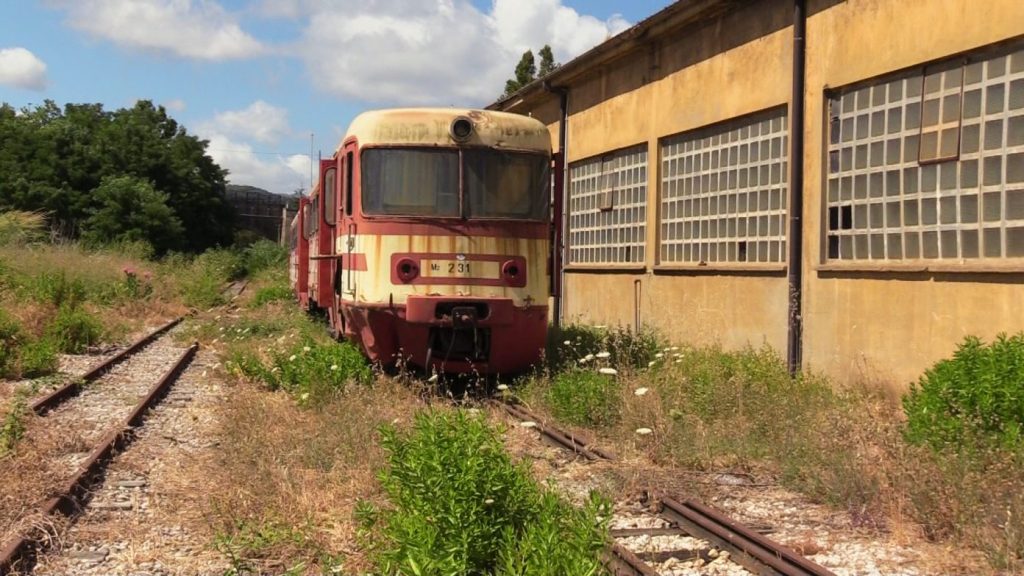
xmin=659 ymin=108 xmax=788 ymax=264
xmin=568 ymin=145 xmax=647 ymax=264
xmin=826 ymin=45 xmax=1024 ymax=261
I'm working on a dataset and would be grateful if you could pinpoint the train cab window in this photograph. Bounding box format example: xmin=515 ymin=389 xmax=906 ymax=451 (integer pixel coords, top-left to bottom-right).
xmin=465 ymin=150 xmax=550 ymax=220
xmin=324 ymin=168 xmax=337 ymax=226
xmin=361 ymin=148 xmax=459 ymax=217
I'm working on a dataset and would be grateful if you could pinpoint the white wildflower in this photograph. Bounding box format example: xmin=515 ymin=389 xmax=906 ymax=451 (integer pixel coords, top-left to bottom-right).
xmin=497 ymin=384 xmax=509 ymax=391
xmin=585 ymin=354 xmax=595 ymax=361
xmin=663 ymin=347 xmax=671 ymax=352
xmin=271 ymin=367 xmax=280 ymax=373
xmin=330 ymin=364 xmax=338 ymax=371
xmin=635 ymin=427 xmax=653 ymax=435
xmin=520 ymin=421 xmax=537 ymax=428
xmin=218 ymin=327 xmax=225 ymax=332
xmin=578 ymin=357 xmax=590 ymax=364
xmin=595 ymin=351 xmax=611 ymax=359
xmin=484 ymin=498 xmax=494 ymax=505
xmin=563 ymin=340 xmax=571 ymax=346
xmin=655 ymin=352 xmax=664 ymax=358
xmin=634 ymin=387 xmax=649 ymax=396
xmin=289 ymin=354 xmax=297 ymax=361
xmin=427 ymin=373 xmax=439 ymax=383
xmin=647 ymin=361 xmax=657 ymax=368
xmin=303 ymin=346 xmax=311 ymax=353
xmin=595 ymin=325 xmax=607 ymax=329
xmin=300 ymin=392 xmax=309 ymax=401
xmin=598 ymin=367 xmax=618 ymax=376
xmin=670 ymin=346 xmax=679 ymax=351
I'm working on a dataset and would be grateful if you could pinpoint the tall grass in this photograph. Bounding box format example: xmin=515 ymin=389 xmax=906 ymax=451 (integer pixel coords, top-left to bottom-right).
xmin=0 ymin=211 xmax=46 ymax=246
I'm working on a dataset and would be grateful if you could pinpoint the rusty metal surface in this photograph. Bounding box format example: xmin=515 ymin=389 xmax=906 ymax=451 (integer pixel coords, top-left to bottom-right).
xmin=29 ymin=317 xmax=184 ymax=416
xmin=657 ymin=494 xmax=837 ymax=576
xmin=496 ymin=401 xmax=608 ymax=461
xmin=0 ymin=343 xmax=198 ymax=576
xmin=606 ymin=542 xmax=662 ymax=576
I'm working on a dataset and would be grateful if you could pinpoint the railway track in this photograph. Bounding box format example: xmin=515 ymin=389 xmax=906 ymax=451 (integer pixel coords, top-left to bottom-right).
xmin=0 ymin=320 xmax=198 ymax=576
xmin=496 ymin=401 xmax=837 ymax=576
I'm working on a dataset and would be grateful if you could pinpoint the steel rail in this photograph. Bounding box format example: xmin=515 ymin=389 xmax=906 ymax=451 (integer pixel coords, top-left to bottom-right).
xmin=0 ymin=343 xmax=199 ymax=576
xmin=655 ymin=494 xmax=837 ymax=576
xmin=605 ymin=542 xmax=662 ymax=576
xmin=494 ymin=401 xmax=607 ymax=461
xmin=29 ymin=317 xmax=184 ymax=416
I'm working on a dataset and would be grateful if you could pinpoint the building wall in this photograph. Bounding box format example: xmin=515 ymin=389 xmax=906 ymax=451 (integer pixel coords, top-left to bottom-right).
xmin=561 ymin=0 xmax=795 ymax=353
xmin=509 ymin=0 xmax=1024 ymax=389
xmin=803 ymin=0 xmax=1024 ymax=387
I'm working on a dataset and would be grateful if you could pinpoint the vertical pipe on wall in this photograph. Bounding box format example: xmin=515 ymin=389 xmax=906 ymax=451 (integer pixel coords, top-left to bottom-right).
xmin=545 ymin=81 xmax=570 ymax=328
xmin=786 ymin=0 xmax=807 ymax=375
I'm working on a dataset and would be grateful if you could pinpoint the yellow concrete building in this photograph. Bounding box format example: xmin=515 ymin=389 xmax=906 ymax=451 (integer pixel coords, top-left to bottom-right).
xmin=490 ymin=0 xmax=1024 ymax=389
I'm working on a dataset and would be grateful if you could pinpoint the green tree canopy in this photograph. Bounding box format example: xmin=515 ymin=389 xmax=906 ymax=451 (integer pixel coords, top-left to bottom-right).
xmin=81 ymin=175 xmax=184 ymax=255
xmin=0 ymin=99 xmax=233 ymax=253
xmin=503 ymin=45 xmax=560 ymax=97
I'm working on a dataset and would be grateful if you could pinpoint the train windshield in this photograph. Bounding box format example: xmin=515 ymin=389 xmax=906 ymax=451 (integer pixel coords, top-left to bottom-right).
xmin=361 ymin=149 xmax=459 ymax=217
xmin=361 ymin=147 xmax=550 ymax=220
xmin=465 ymin=150 xmax=549 ymax=220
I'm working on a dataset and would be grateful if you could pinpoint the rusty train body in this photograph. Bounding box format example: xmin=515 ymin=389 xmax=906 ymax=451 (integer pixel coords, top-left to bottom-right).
xmin=287 ymin=108 xmax=553 ymax=375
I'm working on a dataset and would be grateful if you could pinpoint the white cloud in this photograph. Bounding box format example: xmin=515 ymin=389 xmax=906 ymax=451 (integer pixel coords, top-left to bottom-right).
xmin=0 ymin=47 xmax=49 ymax=91
xmin=194 ymin=101 xmax=308 ymax=195
xmin=199 ymin=100 xmax=292 ymax=144
xmin=52 ymin=0 xmax=264 ymax=60
xmin=163 ymin=98 xmax=187 ymax=112
xmin=284 ymin=0 xmax=630 ymax=105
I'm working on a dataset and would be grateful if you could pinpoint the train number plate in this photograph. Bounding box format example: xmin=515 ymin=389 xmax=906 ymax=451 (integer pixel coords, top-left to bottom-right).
xmin=421 ymin=260 xmax=499 ymax=279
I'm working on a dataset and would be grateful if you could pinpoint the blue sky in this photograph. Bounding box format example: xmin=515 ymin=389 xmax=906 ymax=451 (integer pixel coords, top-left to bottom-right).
xmin=0 ymin=0 xmax=671 ymax=195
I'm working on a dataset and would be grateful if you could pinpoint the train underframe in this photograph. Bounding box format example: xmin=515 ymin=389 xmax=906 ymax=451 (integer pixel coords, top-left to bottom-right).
xmin=339 ymin=296 xmax=547 ymax=375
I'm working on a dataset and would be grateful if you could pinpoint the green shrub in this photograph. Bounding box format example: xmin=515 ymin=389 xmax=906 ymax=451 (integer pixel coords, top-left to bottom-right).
xmin=46 ymin=305 xmax=103 ymax=353
xmin=0 ymin=393 xmax=28 ymax=457
xmin=243 ymin=240 xmax=287 ymax=275
xmin=229 ymin=339 xmax=371 ymax=406
xmin=547 ymin=324 xmax=661 ymax=374
xmin=904 ymin=333 xmax=1024 ymax=450
xmin=31 ymin=271 xmax=87 ymax=309
xmin=252 ymin=285 xmax=293 ymax=307
xmin=547 ymin=369 xmax=622 ymax=427
xmin=17 ymin=338 xmax=58 ymax=378
xmin=0 ymin=310 xmax=23 ymax=377
xmin=362 ymin=410 xmax=609 ymax=575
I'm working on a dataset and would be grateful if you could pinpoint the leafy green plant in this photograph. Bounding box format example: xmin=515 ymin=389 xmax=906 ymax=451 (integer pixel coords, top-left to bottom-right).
xmin=18 ymin=338 xmax=58 ymax=378
xmin=30 ymin=271 xmax=87 ymax=309
xmin=252 ymin=284 xmax=293 ymax=307
xmin=0 ymin=309 xmax=23 ymax=377
xmin=46 ymin=305 xmax=103 ymax=353
xmin=229 ymin=339 xmax=371 ymax=406
xmin=546 ymin=324 xmax=661 ymax=374
xmin=904 ymin=333 xmax=1024 ymax=450
xmin=0 ymin=393 xmax=28 ymax=457
xmin=214 ymin=517 xmax=311 ymax=576
xmin=243 ymin=240 xmax=287 ymax=275
xmin=361 ymin=410 xmax=610 ymax=575
xmin=547 ymin=369 xmax=622 ymax=427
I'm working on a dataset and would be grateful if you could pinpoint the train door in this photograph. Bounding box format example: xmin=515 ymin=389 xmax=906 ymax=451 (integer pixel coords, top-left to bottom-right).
xmin=320 ymin=158 xmax=339 ymax=330
xmin=334 ymin=146 xmax=357 ymax=339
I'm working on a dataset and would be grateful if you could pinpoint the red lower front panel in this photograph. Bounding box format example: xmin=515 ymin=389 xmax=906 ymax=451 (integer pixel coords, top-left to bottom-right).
xmin=342 ymin=296 xmax=547 ymax=375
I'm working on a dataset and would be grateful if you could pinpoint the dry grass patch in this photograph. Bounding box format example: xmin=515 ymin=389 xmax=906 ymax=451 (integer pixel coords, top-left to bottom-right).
xmin=206 ymin=377 xmax=425 ymax=574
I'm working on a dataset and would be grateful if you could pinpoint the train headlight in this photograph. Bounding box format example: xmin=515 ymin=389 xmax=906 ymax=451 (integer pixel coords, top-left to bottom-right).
xmin=396 ymin=258 xmax=419 ymax=283
xmin=450 ymin=117 xmax=474 ymax=142
xmin=501 ymin=260 xmax=520 ymax=282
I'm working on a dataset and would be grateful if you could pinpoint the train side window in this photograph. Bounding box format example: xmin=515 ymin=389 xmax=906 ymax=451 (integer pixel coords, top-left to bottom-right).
xmin=324 ymin=168 xmax=337 ymax=226
xmin=344 ymin=151 xmax=354 ymax=216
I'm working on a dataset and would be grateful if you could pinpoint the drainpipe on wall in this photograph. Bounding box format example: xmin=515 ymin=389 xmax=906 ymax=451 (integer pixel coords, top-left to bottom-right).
xmin=544 ymin=81 xmax=569 ymax=328
xmin=786 ymin=0 xmax=807 ymax=376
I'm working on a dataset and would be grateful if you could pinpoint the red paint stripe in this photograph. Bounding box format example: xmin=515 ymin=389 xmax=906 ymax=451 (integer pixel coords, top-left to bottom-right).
xmin=356 ymin=219 xmax=548 ymax=239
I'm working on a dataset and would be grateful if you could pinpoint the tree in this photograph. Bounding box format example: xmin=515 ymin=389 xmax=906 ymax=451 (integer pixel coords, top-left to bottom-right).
xmin=538 ymin=45 xmax=559 ymax=77
xmin=0 ymin=99 xmax=233 ymax=253
xmin=504 ymin=50 xmax=537 ymax=97
xmin=81 ymin=175 xmax=184 ymax=254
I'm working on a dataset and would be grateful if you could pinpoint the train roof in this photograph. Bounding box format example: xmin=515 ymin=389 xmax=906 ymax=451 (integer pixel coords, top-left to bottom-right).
xmin=341 ymin=108 xmax=551 ymax=152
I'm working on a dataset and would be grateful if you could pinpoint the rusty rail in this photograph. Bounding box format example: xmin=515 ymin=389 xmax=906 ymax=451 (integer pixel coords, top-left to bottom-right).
xmin=30 ymin=317 xmax=184 ymax=416
xmin=494 ymin=400 xmax=613 ymax=461
xmin=654 ymin=494 xmax=837 ymax=576
xmin=0 ymin=343 xmax=199 ymax=575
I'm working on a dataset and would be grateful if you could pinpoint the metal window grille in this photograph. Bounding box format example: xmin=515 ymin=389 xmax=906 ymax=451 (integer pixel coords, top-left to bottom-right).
xmin=659 ymin=108 xmax=789 ymax=264
xmin=568 ymin=145 xmax=648 ymax=265
xmin=826 ymin=45 xmax=1024 ymax=261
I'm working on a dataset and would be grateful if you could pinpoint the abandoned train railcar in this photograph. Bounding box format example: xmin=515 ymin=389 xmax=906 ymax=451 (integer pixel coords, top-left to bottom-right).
xmin=290 ymin=108 xmax=553 ymax=374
